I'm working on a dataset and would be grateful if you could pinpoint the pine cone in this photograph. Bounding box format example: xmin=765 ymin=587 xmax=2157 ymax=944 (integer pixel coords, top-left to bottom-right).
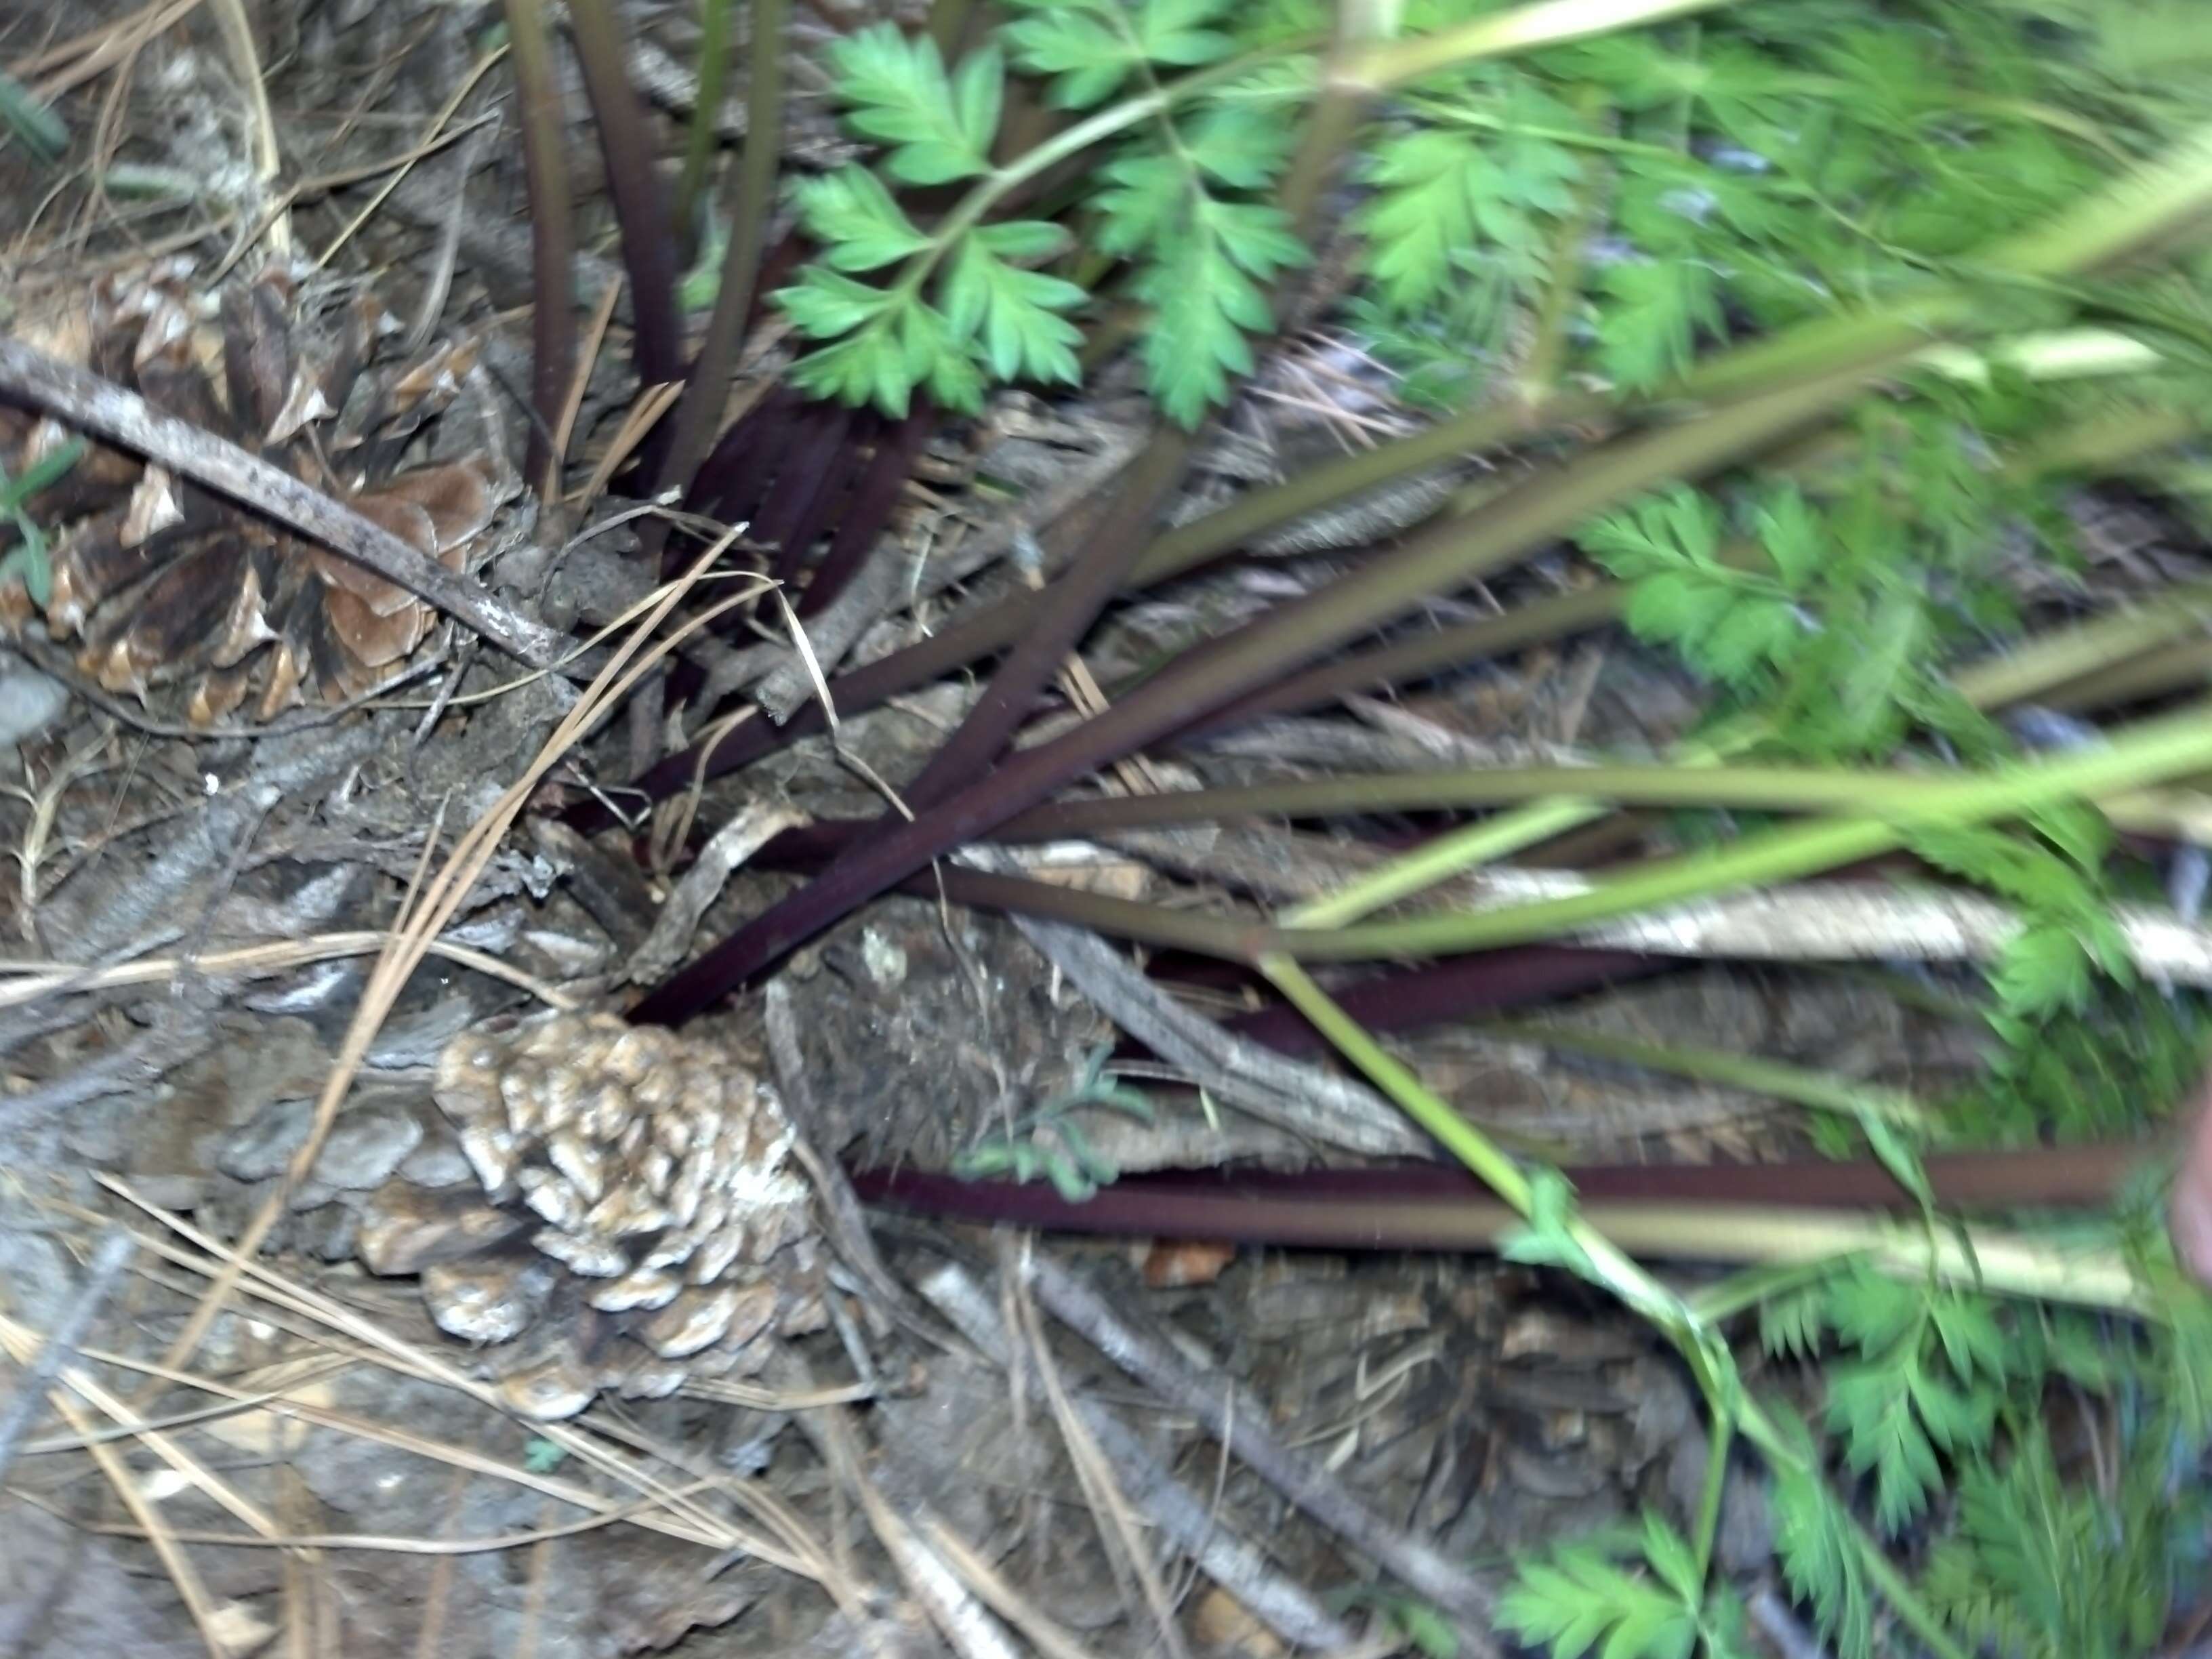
xmin=358 ymin=1012 xmax=829 ymax=1420
xmin=0 ymin=258 xmax=506 ymax=723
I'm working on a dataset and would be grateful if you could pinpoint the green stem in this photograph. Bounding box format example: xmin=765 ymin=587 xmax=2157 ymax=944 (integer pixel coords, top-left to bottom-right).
xmin=1992 ymin=119 xmax=2212 ymax=276
xmin=1951 ymin=576 xmax=2212 ymax=710
xmin=651 ymin=0 xmax=790 ymax=513
xmin=500 ymin=0 xmax=575 ymax=495
xmin=2044 ymin=638 xmax=2212 ymax=719
xmin=1261 ymin=954 xmax=1536 ymax=1207
xmin=1690 ymin=1410 xmax=1732 ymax=1584
xmin=1401 ymin=94 xmax=1680 ymax=158
xmin=1355 ymin=0 xmax=1744 ymax=89
xmin=927 ymin=0 xmax=976 ymax=55
xmin=1031 ymin=755 xmax=2057 ymax=840
xmin=1283 ymin=797 xmax=1612 ymax=929
xmin=675 ymin=0 xmax=734 ymax=232
xmin=1269 ymin=698 xmax=2212 ymax=960
xmin=1688 ymin=1256 xmax=1862 ymax=1326
xmin=1518 ymin=96 xmax=1609 ymax=403
xmin=1258 ymin=958 xmax=1990 ymax=1659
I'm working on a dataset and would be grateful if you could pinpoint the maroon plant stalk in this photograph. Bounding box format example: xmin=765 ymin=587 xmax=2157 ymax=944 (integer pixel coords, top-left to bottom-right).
xmin=889 ymin=431 xmax=1200 ymax=819
xmin=687 ymin=387 xmax=801 ymax=521
xmin=498 ymin=0 xmax=575 ymax=491
xmin=735 ymin=73 xmax=1381 ymax=886
xmin=737 ymin=830 xmax=1668 ymax=996
xmin=632 ymin=356 xmax=1904 ymax=1021
xmin=850 ymin=1143 xmax=2154 ymax=1252
xmin=644 ymin=0 xmax=792 ymax=525
xmin=801 ymin=403 xmax=938 ymax=615
xmin=567 ymin=395 xmax=1611 ymax=830
xmin=1221 ymin=947 xmax=1664 ymax=1054
xmin=758 ymin=406 xmax=863 ymax=588
xmin=1185 ymin=583 xmax=1626 ymax=743
xmin=566 ymin=0 xmax=684 ymax=391
xmin=832 ymin=46 xmax=1383 ymax=823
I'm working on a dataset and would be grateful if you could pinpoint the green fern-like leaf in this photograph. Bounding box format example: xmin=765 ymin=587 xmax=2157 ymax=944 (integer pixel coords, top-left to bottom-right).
xmin=1359 ymin=115 xmax=1579 ymax=318
xmin=1578 ymin=487 xmax=1808 ymax=691
xmin=791 ymin=169 xmax=934 ymax=271
xmin=1758 ymin=1284 xmax=1826 ymax=1360
xmin=1920 ymin=1423 xmax=2179 ymax=1659
xmin=1825 ymin=1361 xmax=1946 ymax=1533
xmin=828 ymin=25 xmax=1001 ymax=184
xmin=1771 ymin=1465 xmax=1875 ymax=1658
xmin=1499 ymin=1536 xmax=1696 ymax=1659
xmin=943 ymin=234 xmax=1086 ymax=385
xmin=1814 ymin=1267 xmax=2005 ymax=1533
xmin=1596 ymin=258 xmax=1723 ymax=392
xmin=1125 ymin=195 xmax=1305 ymax=426
xmin=1003 ymin=0 xmax=1233 ymax=109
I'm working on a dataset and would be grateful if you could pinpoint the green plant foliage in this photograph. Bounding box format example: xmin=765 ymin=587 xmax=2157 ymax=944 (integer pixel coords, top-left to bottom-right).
xmin=1327 ymin=1586 xmax=1460 ymax=1658
xmin=1002 ymin=0 xmax=1234 ymax=109
xmin=1359 ymin=74 xmax=1582 ymax=325
xmin=1501 ymin=1510 xmax=1751 ymax=1659
xmin=0 ymin=438 xmax=85 ymax=610
xmin=1771 ymin=1457 xmax=1876 ymax=1658
xmin=1574 ymin=412 xmax=2049 ymax=766
xmin=775 ymin=26 xmax=1071 ymax=416
xmin=712 ymin=7 xmax=2212 ymax=1654
xmin=827 ymin=26 xmax=1000 ymax=184
xmin=1946 ymin=982 xmax=2203 ymax=1150
xmin=0 ymin=67 xmax=68 ymax=164
xmin=1906 ymin=811 xmax=2135 ymax=1047
xmin=1011 ymin=0 xmax=1306 ymax=425
xmin=1761 ymin=1263 xmax=2005 ymax=1534
xmin=779 ymin=3 xmax=1305 ymax=424
xmin=1917 ymin=1422 xmax=2192 ymax=1659
xmin=949 ymin=1045 xmax=1157 ymax=1202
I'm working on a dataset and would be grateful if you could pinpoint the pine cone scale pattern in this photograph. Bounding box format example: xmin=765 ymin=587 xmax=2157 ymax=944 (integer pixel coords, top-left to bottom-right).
xmin=361 ymin=1013 xmax=829 ymax=1420
xmin=1 ymin=260 xmax=508 ymax=721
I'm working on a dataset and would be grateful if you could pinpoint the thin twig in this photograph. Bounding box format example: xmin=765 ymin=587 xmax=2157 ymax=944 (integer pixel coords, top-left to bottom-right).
xmin=0 ymin=337 xmax=569 ymax=668
xmin=0 ymin=928 xmax=576 ymax=1012
xmin=915 ymin=1260 xmax=1360 ymax=1653
xmin=1006 ymin=1237 xmax=1190 ymax=1659
xmin=1019 ymin=1250 xmax=1502 ymax=1640
xmin=625 ymin=801 xmax=804 ymax=982
xmin=965 ymin=851 xmax=1424 ymax=1157
xmin=0 ymin=1227 xmax=132 ymax=1485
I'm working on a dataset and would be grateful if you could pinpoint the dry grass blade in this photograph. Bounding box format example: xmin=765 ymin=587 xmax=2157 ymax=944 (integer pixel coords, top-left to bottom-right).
xmin=91 ymin=1179 xmax=828 ymax=1566
xmin=51 ymin=1483 xmax=735 ymax=1555
xmin=0 ymin=1313 xmax=281 ymax=1542
xmin=308 ymin=45 xmax=509 ymax=274
xmin=32 ymin=1382 xmax=233 ymax=1656
xmin=804 ymin=1389 xmax=1008 ymax=1659
xmin=22 ymin=0 xmax=203 ymax=98
xmin=917 ymin=1517 xmax=1110 ymax=1659
xmin=1006 ymin=1239 xmax=1190 ymax=1659
xmin=575 ymin=379 xmax=687 ymax=512
xmin=0 ymin=931 xmax=575 ymax=1010
xmin=552 ymin=274 xmax=626 ymax=485
xmin=206 ymin=0 xmax=285 ymax=251
xmin=0 ymin=1228 xmax=131 ymax=1482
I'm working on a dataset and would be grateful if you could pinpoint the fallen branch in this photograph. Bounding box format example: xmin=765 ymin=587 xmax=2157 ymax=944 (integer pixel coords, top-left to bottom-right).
xmin=916 ymin=1260 xmax=1362 ymax=1654
xmin=0 ymin=337 xmax=569 ymax=669
xmin=1015 ymin=1249 xmax=1503 ymax=1637
xmin=1469 ymin=869 xmax=2212 ymax=984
